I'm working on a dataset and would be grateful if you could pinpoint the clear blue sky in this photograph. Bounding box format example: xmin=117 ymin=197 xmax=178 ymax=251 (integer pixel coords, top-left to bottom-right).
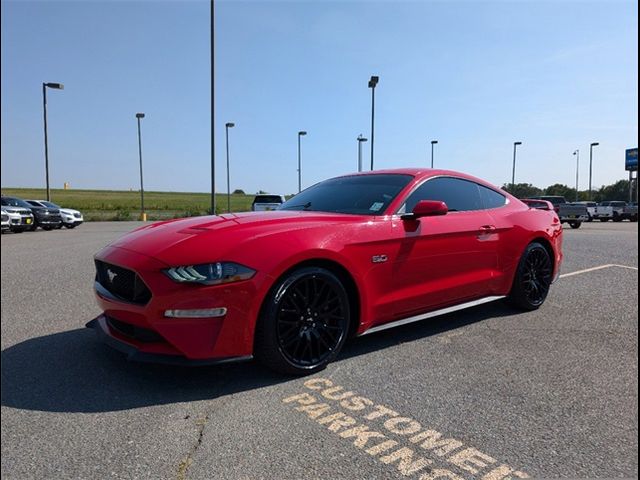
xmin=1 ymin=0 xmax=637 ymax=195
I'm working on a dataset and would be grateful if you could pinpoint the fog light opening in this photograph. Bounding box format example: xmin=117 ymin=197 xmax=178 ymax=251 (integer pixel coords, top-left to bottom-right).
xmin=164 ymin=308 xmax=227 ymax=318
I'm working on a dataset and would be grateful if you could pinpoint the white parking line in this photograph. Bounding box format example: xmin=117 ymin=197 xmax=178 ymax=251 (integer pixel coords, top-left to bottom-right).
xmin=560 ymin=264 xmax=638 ymax=279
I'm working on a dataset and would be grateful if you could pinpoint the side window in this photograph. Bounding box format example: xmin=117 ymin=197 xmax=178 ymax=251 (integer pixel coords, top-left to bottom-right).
xmin=478 ymin=185 xmax=507 ymax=209
xmin=402 ymin=177 xmax=482 ymax=213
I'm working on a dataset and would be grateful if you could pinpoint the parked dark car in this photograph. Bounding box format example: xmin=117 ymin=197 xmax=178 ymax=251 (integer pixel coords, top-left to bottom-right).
xmin=24 ymin=200 xmax=65 ymax=230
xmin=1 ymin=196 xmax=62 ymax=230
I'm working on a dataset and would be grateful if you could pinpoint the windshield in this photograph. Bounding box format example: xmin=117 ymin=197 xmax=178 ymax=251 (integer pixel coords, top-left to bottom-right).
xmin=40 ymin=201 xmax=59 ymax=208
xmin=279 ymin=174 xmax=413 ymax=215
xmin=1 ymin=197 xmax=32 ymax=208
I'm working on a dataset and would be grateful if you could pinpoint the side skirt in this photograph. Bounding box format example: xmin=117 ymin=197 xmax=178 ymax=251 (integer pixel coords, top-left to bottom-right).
xmin=360 ymin=295 xmax=506 ymax=336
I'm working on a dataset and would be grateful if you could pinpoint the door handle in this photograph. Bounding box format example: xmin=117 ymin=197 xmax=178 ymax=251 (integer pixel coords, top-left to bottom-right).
xmin=479 ymin=225 xmax=496 ymax=232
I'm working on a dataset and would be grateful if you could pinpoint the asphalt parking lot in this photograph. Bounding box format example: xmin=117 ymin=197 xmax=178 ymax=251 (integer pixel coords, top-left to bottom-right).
xmin=1 ymin=221 xmax=638 ymax=479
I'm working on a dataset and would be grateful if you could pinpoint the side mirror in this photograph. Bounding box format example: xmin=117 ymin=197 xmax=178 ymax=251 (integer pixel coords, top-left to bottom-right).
xmin=401 ymin=200 xmax=448 ymax=220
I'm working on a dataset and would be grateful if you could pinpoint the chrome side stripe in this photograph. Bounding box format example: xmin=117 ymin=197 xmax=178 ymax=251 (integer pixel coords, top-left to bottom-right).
xmin=360 ymin=295 xmax=506 ymax=336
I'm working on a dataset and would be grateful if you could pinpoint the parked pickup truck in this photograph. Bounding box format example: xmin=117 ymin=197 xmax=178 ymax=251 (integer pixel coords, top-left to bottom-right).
xmin=574 ymin=201 xmax=597 ymax=222
xmin=595 ymin=201 xmax=627 ymax=222
xmin=528 ymin=196 xmax=588 ymax=229
xmin=623 ymin=202 xmax=638 ymax=222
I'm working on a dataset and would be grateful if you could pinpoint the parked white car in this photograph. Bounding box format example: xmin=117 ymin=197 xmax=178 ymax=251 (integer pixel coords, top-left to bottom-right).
xmin=0 ymin=197 xmax=35 ymax=233
xmin=575 ymin=201 xmax=597 ymax=222
xmin=1 ymin=209 xmax=9 ymax=233
xmin=28 ymin=200 xmax=84 ymax=228
xmin=251 ymin=194 xmax=286 ymax=211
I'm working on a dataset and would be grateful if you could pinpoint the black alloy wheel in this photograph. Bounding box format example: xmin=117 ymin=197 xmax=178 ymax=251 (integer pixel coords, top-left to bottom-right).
xmin=255 ymin=267 xmax=351 ymax=375
xmin=507 ymin=242 xmax=553 ymax=310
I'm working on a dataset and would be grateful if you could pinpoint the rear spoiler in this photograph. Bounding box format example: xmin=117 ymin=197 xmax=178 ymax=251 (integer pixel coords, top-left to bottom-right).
xmin=521 ymin=199 xmax=555 ymax=211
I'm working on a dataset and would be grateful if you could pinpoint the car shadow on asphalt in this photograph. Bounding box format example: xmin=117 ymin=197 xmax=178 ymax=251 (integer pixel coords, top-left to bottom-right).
xmin=1 ymin=301 xmax=520 ymax=413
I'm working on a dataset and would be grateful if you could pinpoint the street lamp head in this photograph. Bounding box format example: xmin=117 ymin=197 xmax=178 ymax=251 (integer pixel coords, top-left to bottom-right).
xmin=573 ymin=150 xmax=578 ymax=155
xmin=368 ymin=76 xmax=379 ymax=88
xmin=358 ymin=135 xmax=368 ymax=142
xmin=591 ymin=142 xmax=599 ymax=147
xmin=298 ymin=131 xmax=307 ymax=136
xmin=514 ymin=141 xmax=522 ymax=146
xmin=226 ymin=122 xmax=235 ymax=128
xmin=136 ymin=113 xmax=145 ymax=119
xmin=431 ymin=140 xmax=438 ymax=145
xmin=44 ymin=82 xmax=64 ymax=90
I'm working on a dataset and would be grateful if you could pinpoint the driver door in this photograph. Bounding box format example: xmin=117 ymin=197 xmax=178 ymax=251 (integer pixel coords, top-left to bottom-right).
xmin=388 ymin=177 xmax=500 ymax=318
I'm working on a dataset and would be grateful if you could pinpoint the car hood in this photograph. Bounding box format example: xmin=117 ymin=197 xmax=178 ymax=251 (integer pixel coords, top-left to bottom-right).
xmin=60 ymin=208 xmax=80 ymax=215
xmin=32 ymin=207 xmax=60 ymax=214
xmin=3 ymin=207 xmax=32 ymax=215
xmin=108 ymin=211 xmax=366 ymax=266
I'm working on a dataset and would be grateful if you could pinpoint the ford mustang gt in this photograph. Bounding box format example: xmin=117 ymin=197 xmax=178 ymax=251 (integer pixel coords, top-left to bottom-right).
xmin=87 ymin=169 xmax=563 ymax=374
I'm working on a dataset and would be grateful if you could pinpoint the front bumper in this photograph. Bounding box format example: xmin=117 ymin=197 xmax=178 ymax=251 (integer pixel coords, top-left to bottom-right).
xmin=62 ymin=214 xmax=83 ymax=225
xmin=92 ymin=246 xmax=266 ymax=362
xmin=9 ymin=215 xmax=34 ymax=230
xmin=36 ymin=217 xmax=62 ymax=226
xmin=86 ymin=315 xmax=252 ymax=366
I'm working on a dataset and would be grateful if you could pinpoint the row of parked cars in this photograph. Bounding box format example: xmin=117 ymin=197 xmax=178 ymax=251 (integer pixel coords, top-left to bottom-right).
xmin=1 ymin=195 xmax=84 ymax=233
xmin=576 ymin=200 xmax=639 ymax=222
xmin=523 ymin=196 xmax=637 ymax=229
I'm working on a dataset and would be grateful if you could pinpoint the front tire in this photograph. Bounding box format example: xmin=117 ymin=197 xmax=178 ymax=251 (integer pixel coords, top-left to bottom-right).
xmin=569 ymin=221 xmax=581 ymax=229
xmin=507 ymin=242 xmax=553 ymax=311
xmin=254 ymin=267 xmax=351 ymax=375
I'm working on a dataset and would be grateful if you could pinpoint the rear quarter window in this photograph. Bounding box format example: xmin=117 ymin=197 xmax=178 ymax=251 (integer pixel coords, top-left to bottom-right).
xmin=478 ymin=185 xmax=507 ymax=209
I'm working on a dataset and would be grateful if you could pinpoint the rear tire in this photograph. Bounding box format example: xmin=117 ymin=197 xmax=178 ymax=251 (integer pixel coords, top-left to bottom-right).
xmin=507 ymin=242 xmax=553 ymax=311
xmin=254 ymin=267 xmax=351 ymax=375
xmin=569 ymin=221 xmax=581 ymax=229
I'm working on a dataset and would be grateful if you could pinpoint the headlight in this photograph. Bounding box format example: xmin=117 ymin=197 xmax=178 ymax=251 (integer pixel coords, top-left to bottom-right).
xmin=164 ymin=262 xmax=255 ymax=285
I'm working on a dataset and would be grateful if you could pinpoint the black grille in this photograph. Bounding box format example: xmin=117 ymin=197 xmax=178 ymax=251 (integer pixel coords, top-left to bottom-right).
xmin=95 ymin=260 xmax=152 ymax=305
xmin=106 ymin=317 xmax=164 ymax=343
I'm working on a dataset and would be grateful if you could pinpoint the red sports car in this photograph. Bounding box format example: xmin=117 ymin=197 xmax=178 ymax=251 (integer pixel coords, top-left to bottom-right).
xmin=88 ymin=169 xmax=563 ymax=374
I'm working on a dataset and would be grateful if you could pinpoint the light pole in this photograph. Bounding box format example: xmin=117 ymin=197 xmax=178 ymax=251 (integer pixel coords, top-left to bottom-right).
xmin=573 ymin=149 xmax=580 ymax=202
xmin=589 ymin=142 xmax=599 ymax=201
xmin=430 ymin=140 xmax=438 ymax=168
xmin=135 ymin=113 xmax=146 ymax=221
xmin=297 ymin=131 xmax=307 ymax=192
xmin=511 ymin=141 xmax=522 ymax=187
xmin=357 ymin=135 xmax=368 ymax=172
xmin=368 ymin=75 xmax=379 ymax=171
xmin=42 ymin=82 xmax=64 ymax=202
xmin=210 ymin=0 xmax=216 ymax=215
xmin=225 ymin=122 xmax=235 ymax=213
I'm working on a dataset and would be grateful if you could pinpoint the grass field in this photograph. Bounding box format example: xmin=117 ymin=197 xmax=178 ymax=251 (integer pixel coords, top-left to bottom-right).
xmin=1 ymin=188 xmax=257 ymax=221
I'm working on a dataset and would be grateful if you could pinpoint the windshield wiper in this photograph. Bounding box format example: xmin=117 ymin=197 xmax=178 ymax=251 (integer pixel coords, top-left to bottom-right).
xmin=281 ymin=202 xmax=312 ymax=211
